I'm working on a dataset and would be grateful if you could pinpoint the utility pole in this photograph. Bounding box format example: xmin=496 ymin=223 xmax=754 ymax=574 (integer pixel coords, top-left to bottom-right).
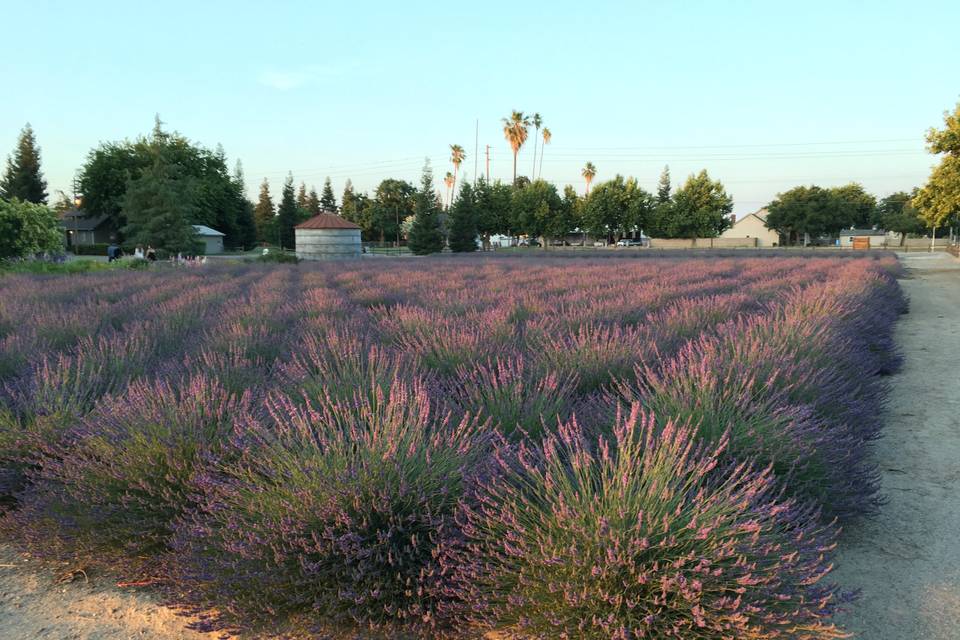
xmin=473 ymin=119 xmax=479 ymax=188
xmin=485 ymin=145 xmax=490 ymax=183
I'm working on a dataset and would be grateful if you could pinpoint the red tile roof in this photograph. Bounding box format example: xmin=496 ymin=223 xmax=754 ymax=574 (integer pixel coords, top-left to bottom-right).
xmin=295 ymin=213 xmax=361 ymax=230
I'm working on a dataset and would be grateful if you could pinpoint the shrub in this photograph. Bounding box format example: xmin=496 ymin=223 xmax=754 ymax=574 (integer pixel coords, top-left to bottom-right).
xmin=171 ymin=377 xmax=492 ymax=636
xmin=255 ymin=250 xmax=300 ymax=264
xmin=0 ymin=198 xmax=64 ymax=260
xmin=443 ymin=406 xmax=849 ymax=639
xmin=9 ymin=376 xmax=249 ymax=567
xmin=447 ymin=355 xmax=577 ymax=440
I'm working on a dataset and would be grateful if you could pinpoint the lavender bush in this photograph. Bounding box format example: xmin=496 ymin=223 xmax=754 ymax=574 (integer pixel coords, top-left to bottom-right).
xmin=9 ymin=376 xmax=250 ymax=567
xmin=0 ymin=253 xmax=904 ymax=637
xmin=170 ymin=376 xmax=493 ymax=636
xmin=442 ymin=406 xmax=850 ymax=639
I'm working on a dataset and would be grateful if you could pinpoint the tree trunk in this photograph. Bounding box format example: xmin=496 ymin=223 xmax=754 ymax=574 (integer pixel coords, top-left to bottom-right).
xmin=532 ymin=129 xmax=538 ymax=180
xmin=512 ymin=152 xmax=517 ymax=184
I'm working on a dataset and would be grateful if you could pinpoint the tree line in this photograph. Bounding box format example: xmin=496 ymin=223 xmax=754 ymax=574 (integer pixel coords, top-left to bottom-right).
xmin=3 ymin=100 xmax=959 ymax=257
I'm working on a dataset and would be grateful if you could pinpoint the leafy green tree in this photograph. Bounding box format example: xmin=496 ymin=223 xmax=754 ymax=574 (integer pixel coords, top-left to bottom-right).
xmin=914 ymin=102 xmax=960 ymax=232
xmin=830 ymin=183 xmax=876 ymax=228
xmin=320 ymin=177 xmax=337 ymax=211
xmin=474 ymin=177 xmax=512 ymax=249
xmin=276 ymin=174 xmax=298 ymax=249
xmin=561 ymin=185 xmax=583 ymax=241
xmin=407 ymin=162 xmax=444 ymax=254
xmin=253 ymin=178 xmax=275 ymax=244
xmin=656 ymin=165 xmax=671 ymax=204
xmin=511 ymin=179 xmax=564 ymax=243
xmin=877 ymin=191 xmax=925 ymax=245
xmin=0 ymin=198 xmax=62 ymax=259
xmin=581 ymin=175 xmax=655 ymax=242
xmin=1 ymin=124 xmax=47 ymax=204
xmin=78 ymin=119 xmax=246 ymax=246
xmin=122 ymin=160 xmax=200 ymax=254
xmin=765 ymin=185 xmax=843 ymax=245
xmin=657 ymin=170 xmax=732 ymax=238
xmin=448 ymin=182 xmax=479 ymax=252
xmin=370 ymin=178 xmax=416 ymax=243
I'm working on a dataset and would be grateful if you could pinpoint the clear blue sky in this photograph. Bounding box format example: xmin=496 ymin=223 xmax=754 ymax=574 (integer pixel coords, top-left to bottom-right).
xmin=2 ymin=0 xmax=958 ymax=215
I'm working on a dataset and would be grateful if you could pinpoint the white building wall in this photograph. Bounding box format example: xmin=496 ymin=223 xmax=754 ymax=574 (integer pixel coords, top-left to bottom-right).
xmin=720 ymin=214 xmax=780 ymax=246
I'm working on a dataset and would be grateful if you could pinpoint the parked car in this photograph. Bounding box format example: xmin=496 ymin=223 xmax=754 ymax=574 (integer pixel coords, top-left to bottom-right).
xmin=616 ymin=238 xmax=643 ymax=247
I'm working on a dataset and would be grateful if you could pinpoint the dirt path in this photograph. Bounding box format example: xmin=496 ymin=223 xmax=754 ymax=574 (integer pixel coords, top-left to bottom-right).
xmin=0 ymin=545 xmax=227 ymax=640
xmin=833 ymin=252 xmax=960 ymax=639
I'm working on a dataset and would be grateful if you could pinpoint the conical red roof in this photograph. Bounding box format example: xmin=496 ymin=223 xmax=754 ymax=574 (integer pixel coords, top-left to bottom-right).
xmin=295 ymin=213 xmax=360 ymax=230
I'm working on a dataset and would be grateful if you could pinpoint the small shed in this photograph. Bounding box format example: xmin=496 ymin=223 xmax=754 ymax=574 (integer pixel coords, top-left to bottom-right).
xmin=192 ymin=225 xmax=225 ymax=254
xmin=295 ymin=213 xmax=361 ymax=260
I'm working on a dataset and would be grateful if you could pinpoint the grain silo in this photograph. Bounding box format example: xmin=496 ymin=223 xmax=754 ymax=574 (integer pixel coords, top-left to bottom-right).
xmin=295 ymin=213 xmax=362 ymax=260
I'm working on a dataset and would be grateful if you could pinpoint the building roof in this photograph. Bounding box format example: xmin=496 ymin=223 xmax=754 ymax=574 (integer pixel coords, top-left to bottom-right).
xmin=295 ymin=212 xmax=360 ymax=230
xmin=733 ymin=208 xmax=768 ymax=224
xmin=60 ymin=213 xmax=110 ymax=232
xmin=844 ymin=228 xmax=888 ymax=236
xmin=192 ymin=224 xmax=225 ymax=237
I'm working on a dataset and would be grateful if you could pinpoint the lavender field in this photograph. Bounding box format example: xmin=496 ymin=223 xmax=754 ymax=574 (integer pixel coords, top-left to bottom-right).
xmin=0 ymin=255 xmax=905 ymax=639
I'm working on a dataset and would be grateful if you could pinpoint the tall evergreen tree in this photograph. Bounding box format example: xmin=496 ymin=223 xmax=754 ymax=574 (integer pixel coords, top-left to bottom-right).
xmin=233 ymin=160 xmax=257 ymax=250
xmin=253 ymin=178 xmax=275 ymax=244
xmin=448 ymin=181 xmax=479 ymax=252
xmin=297 ymin=182 xmax=308 ymax=209
xmin=1 ymin=123 xmax=47 ymax=204
xmin=407 ymin=161 xmax=444 ymax=255
xmin=657 ymin=165 xmax=671 ymax=204
xmin=122 ymin=159 xmax=199 ymax=254
xmin=306 ymin=186 xmax=321 ymax=215
xmin=276 ymin=174 xmax=298 ymax=249
xmin=320 ymin=177 xmax=337 ymax=211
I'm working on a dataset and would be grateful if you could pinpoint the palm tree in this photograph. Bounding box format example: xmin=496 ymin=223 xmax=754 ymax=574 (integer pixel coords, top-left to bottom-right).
xmin=450 ymin=144 xmax=465 ymax=198
xmin=538 ymin=127 xmax=552 ymax=180
xmin=502 ymin=110 xmax=531 ymax=184
xmin=443 ymin=172 xmax=455 ymax=209
xmin=530 ymin=113 xmax=542 ymax=180
xmin=582 ymin=162 xmax=597 ymax=195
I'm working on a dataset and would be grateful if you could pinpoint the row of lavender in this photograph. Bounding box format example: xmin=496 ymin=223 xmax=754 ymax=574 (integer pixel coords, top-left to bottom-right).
xmin=0 ymin=255 xmax=904 ymax=638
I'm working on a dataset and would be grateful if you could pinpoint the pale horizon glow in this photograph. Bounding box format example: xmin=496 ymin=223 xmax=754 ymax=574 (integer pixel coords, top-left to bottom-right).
xmin=2 ymin=0 xmax=958 ymax=216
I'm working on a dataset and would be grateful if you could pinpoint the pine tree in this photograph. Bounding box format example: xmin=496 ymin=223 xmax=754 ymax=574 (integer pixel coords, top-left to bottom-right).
xmin=122 ymin=159 xmax=199 ymax=254
xmin=276 ymin=173 xmax=298 ymax=249
xmin=297 ymin=182 xmax=308 ymax=209
xmin=233 ymin=160 xmax=257 ymax=250
xmin=320 ymin=177 xmax=337 ymax=211
xmin=1 ymin=123 xmax=48 ymax=204
xmin=341 ymin=179 xmax=357 ymax=220
xmin=306 ymin=186 xmax=321 ymax=215
xmin=657 ymin=165 xmax=671 ymax=204
xmin=448 ymin=182 xmax=479 ymax=252
xmin=253 ymin=178 xmax=275 ymax=244
xmin=407 ymin=161 xmax=444 ymax=255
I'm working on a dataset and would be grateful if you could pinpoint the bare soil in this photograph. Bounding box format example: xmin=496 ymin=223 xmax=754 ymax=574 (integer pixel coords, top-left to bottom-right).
xmin=1 ymin=252 xmax=958 ymax=639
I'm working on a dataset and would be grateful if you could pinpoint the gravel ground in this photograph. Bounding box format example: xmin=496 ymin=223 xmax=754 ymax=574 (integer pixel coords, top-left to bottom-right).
xmin=833 ymin=251 xmax=960 ymax=638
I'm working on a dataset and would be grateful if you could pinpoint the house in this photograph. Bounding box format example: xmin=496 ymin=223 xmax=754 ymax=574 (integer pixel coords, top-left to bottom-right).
xmin=192 ymin=225 xmax=225 ymax=254
xmin=720 ymin=209 xmax=780 ymax=246
xmin=60 ymin=209 xmax=114 ymax=246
